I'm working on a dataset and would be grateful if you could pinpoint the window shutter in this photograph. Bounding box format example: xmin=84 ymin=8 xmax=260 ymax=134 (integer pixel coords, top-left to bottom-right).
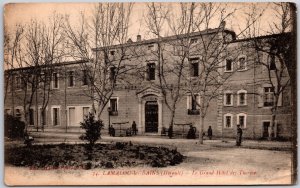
xmin=223 ymin=94 xmax=226 ymax=106
xmin=197 ymin=95 xmax=201 ymax=110
xmin=258 ymin=87 xmax=264 ymax=107
xmin=187 ymin=96 xmax=190 ymax=109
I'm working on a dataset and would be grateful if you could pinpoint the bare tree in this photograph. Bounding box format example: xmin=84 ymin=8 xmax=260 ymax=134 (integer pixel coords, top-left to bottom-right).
xmin=64 ymin=3 xmax=135 ymax=121
xmin=144 ymin=3 xmax=266 ymax=144
xmin=245 ymin=3 xmax=293 ymax=140
xmin=6 ymin=13 xmax=66 ymax=132
xmin=4 ymin=24 xmax=24 ymax=114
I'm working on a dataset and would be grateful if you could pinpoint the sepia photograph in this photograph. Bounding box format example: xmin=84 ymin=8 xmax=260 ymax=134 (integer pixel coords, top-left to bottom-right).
xmin=3 ymin=2 xmax=297 ymax=185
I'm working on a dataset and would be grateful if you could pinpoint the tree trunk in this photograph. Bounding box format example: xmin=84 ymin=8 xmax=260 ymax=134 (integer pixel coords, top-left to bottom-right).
xmin=199 ymin=115 xmax=204 ymax=144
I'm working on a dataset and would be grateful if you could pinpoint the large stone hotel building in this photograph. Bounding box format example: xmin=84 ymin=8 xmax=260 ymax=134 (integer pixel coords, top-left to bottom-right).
xmin=4 ymin=26 xmax=293 ymax=139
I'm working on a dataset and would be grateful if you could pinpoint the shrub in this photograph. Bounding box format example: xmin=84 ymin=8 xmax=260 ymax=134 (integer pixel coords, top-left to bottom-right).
xmin=4 ymin=114 xmax=25 ymax=139
xmin=79 ymin=113 xmax=104 ymax=146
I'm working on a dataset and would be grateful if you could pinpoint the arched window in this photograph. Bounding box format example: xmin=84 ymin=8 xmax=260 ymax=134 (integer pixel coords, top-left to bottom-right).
xmin=237 ymin=89 xmax=247 ymax=106
xmin=224 ymin=113 xmax=233 ymax=128
xmin=237 ymin=113 xmax=247 ymax=128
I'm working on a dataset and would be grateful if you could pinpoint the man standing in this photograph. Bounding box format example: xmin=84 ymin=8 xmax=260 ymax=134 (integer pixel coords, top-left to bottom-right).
xmin=132 ymin=121 xmax=137 ymax=135
xmin=236 ymin=124 xmax=243 ymax=146
xmin=207 ymin=126 xmax=213 ymax=140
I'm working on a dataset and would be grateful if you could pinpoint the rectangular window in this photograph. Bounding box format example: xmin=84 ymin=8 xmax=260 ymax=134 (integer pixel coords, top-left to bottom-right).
xmin=53 ymin=73 xmax=59 ymax=89
xmin=191 ymin=96 xmax=198 ymax=110
xmin=190 ymin=38 xmax=198 ymax=44
xmin=239 ymin=116 xmax=245 ymax=128
xmin=225 ymin=59 xmax=232 ymax=72
xmin=225 ymin=116 xmax=231 ymax=128
xmin=83 ymin=107 xmax=90 ymax=119
xmin=264 ymin=87 xmax=274 ymax=107
xmin=189 ymin=58 xmax=199 ymax=77
xmin=110 ymin=50 xmax=115 ymax=56
xmin=110 ymin=98 xmax=118 ymax=112
xmin=187 ymin=95 xmax=200 ymax=115
xmin=29 ymin=109 xmax=34 ymax=125
xmin=147 ymin=63 xmax=156 ymax=81
xmin=68 ymin=71 xmax=74 ymax=87
xmin=239 ymin=93 xmax=245 ymax=105
xmin=52 ymin=108 xmax=60 ymax=126
xmin=238 ymin=57 xmax=246 ymax=70
xmin=82 ymin=70 xmax=88 ymax=86
xmin=225 ymin=93 xmax=232 ymax=106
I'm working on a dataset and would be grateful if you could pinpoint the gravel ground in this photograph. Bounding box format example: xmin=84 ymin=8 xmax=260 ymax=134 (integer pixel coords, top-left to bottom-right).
xmin=4 ymin=136 xmax=293 ymax=185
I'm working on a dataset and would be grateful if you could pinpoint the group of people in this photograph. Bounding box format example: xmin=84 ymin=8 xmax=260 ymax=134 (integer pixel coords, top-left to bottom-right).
xmin=109 ymin=120 xmax=243 ymax=146
xmin=108 ymin=121 xmax=138 ymax=137
xmin=168 ymin=124 xmax=243 ymax=146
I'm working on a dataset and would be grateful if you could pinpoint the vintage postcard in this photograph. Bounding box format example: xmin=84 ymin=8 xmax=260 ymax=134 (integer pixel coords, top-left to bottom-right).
xmin=4 ymin=2 xmax=297 ymax=185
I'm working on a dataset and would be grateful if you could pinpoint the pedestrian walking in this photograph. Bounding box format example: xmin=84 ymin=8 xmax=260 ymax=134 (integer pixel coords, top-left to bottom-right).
xmin=236 ymin=124 xmax=243 ymax=146
xmin=208 ymin=126 xmax=213 ymax=140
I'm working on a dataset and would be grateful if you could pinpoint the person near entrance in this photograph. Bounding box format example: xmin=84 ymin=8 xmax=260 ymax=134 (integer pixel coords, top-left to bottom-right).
xmin=132 ymin=121 xmax=138 ymax=135
xmin=207 ymin=126 xmax=213 ymax=140
xmin=236 ymin=124 xmax=243 ymax=146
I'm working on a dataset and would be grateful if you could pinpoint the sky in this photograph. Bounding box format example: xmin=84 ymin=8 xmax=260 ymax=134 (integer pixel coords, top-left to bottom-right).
xmin=4 ymin=2 xmax=287 ymax=41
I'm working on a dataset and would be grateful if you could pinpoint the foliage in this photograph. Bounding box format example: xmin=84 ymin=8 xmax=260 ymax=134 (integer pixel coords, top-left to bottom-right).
xmin=79 ymin=113 xmax=104 ymax=146
xmin=4 ymin=114 xmax=25 ymax=139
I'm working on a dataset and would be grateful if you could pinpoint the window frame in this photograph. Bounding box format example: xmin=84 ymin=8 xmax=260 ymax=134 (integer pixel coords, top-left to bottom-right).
xmin=225 ymin=59 xmax=233 ymax=72
xmin=110 ymin=50 xmax=115 ymax=56
xmin=190 ymin=38 xmax=198 ymax=44
xmin=51 ymin=106 xmax=60 ymax=126
xmin=189 ymin=58 xmax=200 ymax=77
xmin=224 ymin=113 xmax=233 ymax=128
xmin=147 ymin=63 xmax=156 ymax=81
xmin=82 ymin=70 xmax=88 ymax=86
xmin=187 ymin=94 xmax=200 ymax=115
xmin=237 ymin=89 xmax=247 ymax=106
xmin=67 ymin=71 xmax=75 ymax=88
xmin=224 ymin=91 xmax=233 ymax=106
xmin=237 ymin=113 xmax=247 ymax=129
xmin=237 ymin=55 xmax=247 ymax=71
xmin=264 ymin=87 xmax=275 ymax=107
xmin=109 ymin=97 xmax=119 ymax=116
xmin=82 ymin=106 xmax=91 ymax=120
xmin=52 ymin=72 xmax=59 ymax=89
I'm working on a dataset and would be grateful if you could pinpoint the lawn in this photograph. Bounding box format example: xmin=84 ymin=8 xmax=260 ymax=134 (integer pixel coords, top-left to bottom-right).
xmin=5 ymin=142 xmax=184 ymax=169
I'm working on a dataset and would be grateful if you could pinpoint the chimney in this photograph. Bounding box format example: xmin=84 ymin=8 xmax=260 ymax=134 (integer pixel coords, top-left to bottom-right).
xmin=137 ymin=35 xmax=141 ymax=42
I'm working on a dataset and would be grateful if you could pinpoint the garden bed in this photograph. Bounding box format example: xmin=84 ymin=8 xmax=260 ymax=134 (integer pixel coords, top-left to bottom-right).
xmin=5 ymin=142 xmax=184 ymax=169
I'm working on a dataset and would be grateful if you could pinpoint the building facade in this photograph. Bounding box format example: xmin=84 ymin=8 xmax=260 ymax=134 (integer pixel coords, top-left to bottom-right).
xmin=4 ymin=28 xmax=293 ymax=139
